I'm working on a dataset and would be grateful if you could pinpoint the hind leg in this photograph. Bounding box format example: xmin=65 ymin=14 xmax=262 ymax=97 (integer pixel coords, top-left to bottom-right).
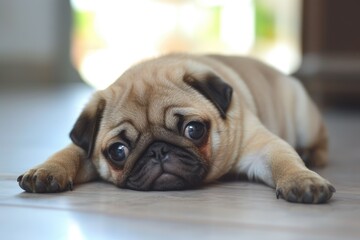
xmin=297 ymin=124 xmax=328 ymax=168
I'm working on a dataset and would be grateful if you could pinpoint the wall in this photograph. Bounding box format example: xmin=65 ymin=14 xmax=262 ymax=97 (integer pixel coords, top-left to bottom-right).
xmin=0 ymin=0 xmax=80 ymax=85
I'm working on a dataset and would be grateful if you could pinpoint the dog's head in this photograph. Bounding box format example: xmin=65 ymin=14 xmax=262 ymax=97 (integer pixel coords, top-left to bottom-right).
xmin=70 ymin=55 xmax=235 ymax=190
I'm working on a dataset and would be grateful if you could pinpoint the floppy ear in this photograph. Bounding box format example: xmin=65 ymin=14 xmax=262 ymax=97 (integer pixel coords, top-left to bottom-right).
xmin=184 ymin=74 xmax=233 ymax=119
xmin=69 ymin=96 xmax=106 ymax=158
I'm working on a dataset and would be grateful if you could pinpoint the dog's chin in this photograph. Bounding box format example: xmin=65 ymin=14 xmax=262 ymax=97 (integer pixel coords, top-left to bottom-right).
xmin=125 ymin=171 xmax=203 ymax=191
xmin=151 ymin=173 xmax=189 ymax=191
xmin=123 ymin=141 xmax=207 ymax=191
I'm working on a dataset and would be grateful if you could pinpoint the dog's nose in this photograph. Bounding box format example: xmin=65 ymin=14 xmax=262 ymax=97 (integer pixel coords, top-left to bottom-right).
xmin=148 ymin=142 xmax=170 ymax=162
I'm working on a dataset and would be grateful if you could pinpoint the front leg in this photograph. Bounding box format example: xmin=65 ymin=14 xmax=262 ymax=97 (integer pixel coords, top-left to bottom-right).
xmin=237 ymin=114 xmax=335 ymax=203
xmin=18 ymin=144 xmax=98 ymax=193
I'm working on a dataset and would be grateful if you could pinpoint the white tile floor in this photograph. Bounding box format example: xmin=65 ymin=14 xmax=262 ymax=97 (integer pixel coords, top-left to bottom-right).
xmin=1 ymin=83 xmax=360 ymax=240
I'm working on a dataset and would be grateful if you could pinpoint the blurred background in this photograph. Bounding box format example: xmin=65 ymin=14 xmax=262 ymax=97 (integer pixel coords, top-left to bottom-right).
xmin=1 ymin=0 xmax=360 ymax=107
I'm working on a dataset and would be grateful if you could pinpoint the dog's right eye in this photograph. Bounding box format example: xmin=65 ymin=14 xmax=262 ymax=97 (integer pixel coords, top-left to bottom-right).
xmin=107 ymin=143 xmax=129 ymax=163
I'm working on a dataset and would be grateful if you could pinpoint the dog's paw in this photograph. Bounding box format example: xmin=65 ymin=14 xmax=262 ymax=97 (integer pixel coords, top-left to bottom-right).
xmin=275 ymin=170 xmax=335 ymax=204
xmin=17 ymin=164 xmax=73 ymax=193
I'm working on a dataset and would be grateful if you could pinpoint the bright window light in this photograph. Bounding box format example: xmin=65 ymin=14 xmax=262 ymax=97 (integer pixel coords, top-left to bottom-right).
xmin=71 ymin=0 xmax=301 ymax=89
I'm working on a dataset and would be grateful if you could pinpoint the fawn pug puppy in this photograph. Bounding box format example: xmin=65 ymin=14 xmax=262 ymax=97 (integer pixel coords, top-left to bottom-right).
xmin=18 ymin=54 xmax=335 ymax=203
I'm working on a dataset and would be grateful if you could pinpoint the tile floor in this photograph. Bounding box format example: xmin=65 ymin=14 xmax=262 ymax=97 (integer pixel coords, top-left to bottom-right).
xmin=1 ymin=83 xmax=359 ymax=240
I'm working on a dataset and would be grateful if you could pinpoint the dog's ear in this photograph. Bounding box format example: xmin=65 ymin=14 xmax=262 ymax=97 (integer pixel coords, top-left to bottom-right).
xmin=184 ymin=74 xmax=233 ymax=119
xmin=70 ymin=96 xmax=106 ymax=158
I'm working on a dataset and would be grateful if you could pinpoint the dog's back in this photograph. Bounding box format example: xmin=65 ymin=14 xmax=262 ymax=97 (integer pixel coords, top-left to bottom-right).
xmin=201 ymin=54 xmax=328 ymax=167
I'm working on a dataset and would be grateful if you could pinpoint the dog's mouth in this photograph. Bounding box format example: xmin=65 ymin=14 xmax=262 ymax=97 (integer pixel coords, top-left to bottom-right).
xmin=124 ymin=141 xmax=207 ymax=191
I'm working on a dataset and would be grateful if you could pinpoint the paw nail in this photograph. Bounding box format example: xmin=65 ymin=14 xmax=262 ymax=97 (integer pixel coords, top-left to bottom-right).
xmin=21 ymin=182 xmax=33 ymax=193
xmin=68 ymin=181 xmax=74 ymax=191
xmin=47 ymin=176 xmax=53 ymax=183
xmin=17 ymin=175 xmax=23 ymax=182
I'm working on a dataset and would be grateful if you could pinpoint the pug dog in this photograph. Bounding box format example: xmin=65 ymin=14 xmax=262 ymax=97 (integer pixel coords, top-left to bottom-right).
xmin=17 ymin=54 xmax=335 ymax=203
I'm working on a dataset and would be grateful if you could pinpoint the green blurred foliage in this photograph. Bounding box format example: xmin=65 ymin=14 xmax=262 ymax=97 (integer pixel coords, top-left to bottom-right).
xmin=254 ymin=0 xmax=275 ymax=41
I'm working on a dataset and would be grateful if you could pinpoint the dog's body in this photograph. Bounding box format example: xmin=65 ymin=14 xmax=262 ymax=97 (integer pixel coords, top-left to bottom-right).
xmin=18 ymin=54 xmax=335 ymax=203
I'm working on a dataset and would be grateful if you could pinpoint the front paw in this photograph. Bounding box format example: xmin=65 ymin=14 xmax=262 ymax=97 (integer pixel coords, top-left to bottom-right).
xmin=17 ymin=164 xmax=73 ymax=193
xmin=275 ymin=170 xmax=335 ymax=204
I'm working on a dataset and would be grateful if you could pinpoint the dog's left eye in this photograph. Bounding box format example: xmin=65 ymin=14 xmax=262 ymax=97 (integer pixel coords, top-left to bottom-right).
xmin=184 ymin=121 xmax=206 ymax=141
xmin=107 ymin=143 xmax=129 ymax=163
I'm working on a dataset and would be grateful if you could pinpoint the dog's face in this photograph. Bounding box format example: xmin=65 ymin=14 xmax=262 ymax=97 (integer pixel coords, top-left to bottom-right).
xmin=70 ymin=57 xmax=235 ymax=191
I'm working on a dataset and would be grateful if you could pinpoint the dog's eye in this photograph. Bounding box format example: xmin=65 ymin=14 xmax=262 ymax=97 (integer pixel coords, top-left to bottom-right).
xmin=108 ymin=143 xmax=129 ymax=162
xmin=184 ymin=121 xmax=206 ymax=140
